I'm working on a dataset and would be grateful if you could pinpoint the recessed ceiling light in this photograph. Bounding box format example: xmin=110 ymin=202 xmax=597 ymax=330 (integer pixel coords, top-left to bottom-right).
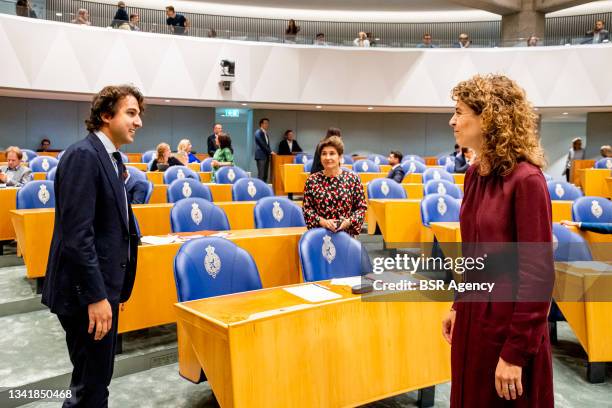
xmin=164 ymin=99 xmax=171 ymax=102
xmin=316 ymin=105 xmax=322 ymax=109
xmin=534 ymin=107 xmax=539 ymax=111
xmin=241 ymin=103 xmax=248 ymax=106
xmin=562 ymin=112 xmax=568 ymax=115
xmin=367 ymin=107 xmax=374 ymax=110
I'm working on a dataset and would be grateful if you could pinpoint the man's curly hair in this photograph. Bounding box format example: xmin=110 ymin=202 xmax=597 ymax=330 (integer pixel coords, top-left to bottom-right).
xmin=451 ymin=74 xmax=545 ymax=176
xmin=86 ymin=85 xmax=144 ymax=132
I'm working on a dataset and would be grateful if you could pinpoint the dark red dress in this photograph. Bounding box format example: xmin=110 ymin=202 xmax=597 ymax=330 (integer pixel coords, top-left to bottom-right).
xmin=451 ymin=162 xmax=555 ymax=407
xmin=302 ymin=169 xmax=367 ymax=237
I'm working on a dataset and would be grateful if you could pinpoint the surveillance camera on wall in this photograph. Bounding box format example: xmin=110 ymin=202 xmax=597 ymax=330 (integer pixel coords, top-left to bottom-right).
xmin=220 ymin=59 xmax=235 ymax=91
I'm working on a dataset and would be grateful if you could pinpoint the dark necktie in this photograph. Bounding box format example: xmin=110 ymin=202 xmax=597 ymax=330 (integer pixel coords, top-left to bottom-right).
xmin=112 ymin=152 xmax=126 ymax=180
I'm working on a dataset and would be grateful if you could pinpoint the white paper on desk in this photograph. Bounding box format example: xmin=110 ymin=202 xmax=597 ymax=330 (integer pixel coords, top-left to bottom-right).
xmin=330 ymin=276 xmax=363 ymax=287
xmin=210 ymin=232 xmax=231 ymax=238
xmin=140 ymin=235 xmax=179 ymax=245
xmin=179 ymin=234 xmax=207 ymax=241
xmin=567 ymin=261 xmax=611 ymax=272
xmin=284 ymin=284 xmax=341 ymax=302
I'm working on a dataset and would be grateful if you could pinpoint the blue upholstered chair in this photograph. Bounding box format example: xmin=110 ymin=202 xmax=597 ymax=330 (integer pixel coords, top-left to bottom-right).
xmin=424 ymin=180 xmax=463 ymax=199
xmin=200 ymin=158 xmax=214 ymax=172
xmin=56 ymin=151 xmax=65 ymax=161
xmin=47 ymin=167 xmax=57 ymax=181
xmin=420 ymin=193 xmax=461 ymax=227
xmin=353 ymin=159 xmax=380 ymax=173
xmin=444 ymin=162 xmax=456 ymax=174
xmin=547 ymin=181 xmax=583 ymax=201
xmin=20 ymin=149 xmax=37 ymax=163
xmin=304 ymin=160 xmax=313 ymax=173
xmin=29 ymin=156 xmax=58 ymax=173
xmin=167 ymin=178 xmax=212 ymax=203
xmin=143 ymin=181 xmax=154 ymax=204
xmin=594 ymin=157 xmax=612 ymax=169
xmin=163 ymin=165 xmax=199 ymax=184
xmin=215 ymin=166 xmax=248 ymax=184
xmin=126 ymin=166 xmax=147 ymax=182
xmin=170 ymin=198 xmax=229 ymax=232
xmin=173 ymin=237 xmax=262 ymax=302
xmin=232 ymin=178 xmax=273 ymax=201
xmin=367 ymin=178 xmax=407 ymax=199
xmin=367 ymin=154 xmax=388 ymax=166
xmin=572 ymin=196 xmax=612 ymax=223
xmin=543 ymin=173 xmax=553 ymax=181
xmin=142 ymin=150 xmax=156 ymax=163
xmin=437 ymin=156 xmax=455 ymax=166
xmin=422 ymin=168 xmax=455 ymax=184
xmin=293 ymin=153 xmax=312 ymax=164
xmin=401 ymin=160 xmax=427 ymax=174
xmin=402 ymin=155 xmax=425 ymax=164
xmin=254 ymin=196 xmax=306 ymax=228
xmin=299 ymin=228 xmax=371 ymax=281
xmin=341 ymin=155 xmax=354 ymax=165
xmin=16 ymin=180 xmax=55 ymax=209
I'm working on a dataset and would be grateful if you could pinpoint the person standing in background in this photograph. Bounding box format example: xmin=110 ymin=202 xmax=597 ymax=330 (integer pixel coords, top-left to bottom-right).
xmin=563 ymin=137 xmax=585 ymax=182
xmin=166 ymin=6 xmax=189 ymax=35
xmin=254 ymin=118 xmax=274 ymax=181
xmin=207 ymin=123 xmax=222 ymax=157
xmin=111 ymin=1 xmax=129 ymax=28
xmin=278 ymin=130 xmax=303 ymax=155
xmin=311 ymin=127 xmax=342 ymax=174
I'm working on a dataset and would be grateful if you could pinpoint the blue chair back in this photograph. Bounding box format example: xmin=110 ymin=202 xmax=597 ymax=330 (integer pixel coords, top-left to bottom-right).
xmin=142 ymin=150 xmax=156 ymax=163
xmin=420 ymin=193 xmax=461 ymax=227
xmin=170 ymin=198 xmax=229 ymax=232
xmin=594 ymin=158 xmax=612 ymax=169
xmin=367 ymin=154 xmax=388 ymax=166
xmin=167 ymin=178 xmax=212 ymax=203
xmin=552 ymin=224 xmax=593 ymax=262
xmin=424 ymin=180 xmax=463 ymax=199
xmin=299 ymin=228 xmax=371 ymax=281
xmin=293 ymin=153 xmax=312 ymax=164
xmin=232 ymin=178 xmax=273 ymax=201
xmin=16 ymin=180 xmax=55 ymax=209
xmin=144 ymin=181 xmax=154 ymax=204
xmin=423 ymin=168 xmax=455 ymax=184
xmin=29 ymin=156 xmax=58 ymax=173
xmin=572 ymin=196 xmax=612 ymax=223
xmin=174 ymin=237 xmax=262 ymax=302
xmin=402 ymin=155 xmax=425 ymax=164
xmin=353 ymin=159 xmax=380 ymax=173
xmin=47 ymin=167 xmax=57 ymax=181
xmin=401 ymin=160 xmax=427 ymax=174
xmin=126 ymin=166 xmax=147 ymax=182
xmin=215 ymin=166 xmax=248 ymax=184
xmin=367 ymin=178 xmax=406 ymax=199
xmin=57 ymin=151 xmax=65 ymax=161
xmin=20 ymin=149 xmax=37 ymax=163
xmin=200 ymin=158 xmax=214 ymax=172
xmin=304 ymin=160 xmax=314 ymax=173
xmin=547 ymin=181 xmax=583 ymax=201
xmin=254 ymin=196 xmax=306 ymax=228
xmin=444 ymin=162 xmax=456 ymax=173
xmin=437 ymin=156 xmax=455 ymax=166
xmin=342 ymin=155 xmax=354 ymax=165
xmin=543 ymin=173 xmax=553 ymax=181
xmin=163 ymin=165 xmax=198 ymax=184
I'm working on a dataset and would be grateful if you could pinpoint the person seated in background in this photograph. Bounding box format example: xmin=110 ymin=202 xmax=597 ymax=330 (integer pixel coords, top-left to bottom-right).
xmin=561 ymin=220 xmax=612 ymax=234
xmin=111 ymin=1 xmax=129 ymax=28
xmin=452 ymin=143 xmax=460 ymax=157
xmin=15 ymin=0 xmax=37 ymax=18
xmin=353 ymin=31 xmax=370 ymax=47
xmin=387 ymin=150 xmax=405 ymax=183
xmin=454 ymin=33 xmax=471 ymax=48
xmin=36 ymin=138 xmax=51 ymax=152
xmin=278 ymin=130 xmax=303 ymax=155
xmin=211 ymin=133 xmax=234 ymax=181
xmin=174 ymin=151 xmax=189 ymax=166
xmin=285 ymin=19 xmax=300 ymax=42
xmin=166 ymin=6 xmax=189 ymax=35
xmin=177 ymin=139 xmax=200 ymax=163
xmin=314 ymin=32 xmax=327 ymax=46
xmin=527 ymin=35 xmax=539 ymax=47
xmin=0 ymin=146 xmax=32 ymax=187
xmin=71 ymin=8 xmax=91 ymax=25
xmin=454 ymin=147 xmax=470 ymax=173
xmin=207 ymin=29 xmax=217 ymax=38
xmin=123 ymin=170 xmax=148 ymax=204
xmin=303 ymin=136 xmax=367 ymax=237
xmin=600 ymin=144 xmax=612 ymax=158
xmin=150 ymin=142 xmax=182 ymax=171
xmin=311 ymin=127 xmax=342 ymax=174
xmin=129 ymin=13 xmax=140 ymax=31
xmin=586 ymin=19 xmax=609 ymax=43
xmin=417 ymin=33 xmax=437 ymax=48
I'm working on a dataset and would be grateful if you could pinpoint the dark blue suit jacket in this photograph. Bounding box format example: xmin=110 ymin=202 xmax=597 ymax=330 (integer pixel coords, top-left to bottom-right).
xmin=387 ymin=165 xmax=406 ymax=183
xmin=254 ymin=128 xmax=271 ymax=160
xmin=454 ymin=154 xmax=469 ymax=173
xmin=126 ymin=177 xmax=148 ymax=204
xmin=42 ymin=133 xmax=139 ymax=315
xmin=580 ymin=222 xmax=612 ymax=234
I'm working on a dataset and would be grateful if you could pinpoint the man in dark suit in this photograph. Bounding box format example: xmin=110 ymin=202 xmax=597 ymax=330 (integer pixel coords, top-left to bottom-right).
xmin=586 ymin=19 xmax=610 ymax=43
xmin=254 ymin=118 xmax=274 ymax=181
xmin=454 ymin=147 xmax=470 ymax=173
xmin=42 ymin=85 xmax=143 ymax=407
xmin=277 ymin=129 xmax=303 ymax=155
xmin=206 ymin=123 xmax=222 ymax=157
xmin=386 ymin=151 xmax=405 ymax=183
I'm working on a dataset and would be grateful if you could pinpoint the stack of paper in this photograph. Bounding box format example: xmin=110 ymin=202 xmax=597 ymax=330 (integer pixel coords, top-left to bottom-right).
xmin=284 ymin=284 xmax=341 ymax=302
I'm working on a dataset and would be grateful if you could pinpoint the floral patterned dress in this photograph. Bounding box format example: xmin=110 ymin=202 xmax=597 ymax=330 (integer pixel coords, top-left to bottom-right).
xmin=302 ymin=169 xmax=367 ymax=236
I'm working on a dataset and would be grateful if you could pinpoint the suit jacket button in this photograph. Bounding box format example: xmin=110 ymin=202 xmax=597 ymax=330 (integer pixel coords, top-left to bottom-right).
xmin=120 ymin=263 xmax=126 ymax=269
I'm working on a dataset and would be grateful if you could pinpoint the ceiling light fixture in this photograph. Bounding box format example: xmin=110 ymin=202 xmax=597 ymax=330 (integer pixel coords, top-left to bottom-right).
xmin=562 ymin=112 xmax=568 ymax=115
xmin=241 ymin=103 xmax=248 ymax=106
xmin=316 ymin=105 xmax=322 ymax=109
xmin=367 ymin=107 xmax=374 ymax=110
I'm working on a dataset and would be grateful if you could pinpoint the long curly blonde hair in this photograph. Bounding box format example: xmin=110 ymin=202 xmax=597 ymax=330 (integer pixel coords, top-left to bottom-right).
xmin=451 ymin=74 xmax=545 ymax=176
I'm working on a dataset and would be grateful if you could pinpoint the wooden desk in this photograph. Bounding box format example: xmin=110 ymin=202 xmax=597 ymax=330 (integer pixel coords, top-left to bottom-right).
xmin=369 ymin=199 xmax=422 ymax=245
xmin=607 ymin=177 xmax=612 ymax=199
xmin=572 ymin=160 xmax=596 ymax=186
xmin=32 ymin=172 xmax=47 ymax=181
xmin=175 ymin=281 xmax=451 ymax=407
xmin=551 ymin=200 xmax=573 ymax=223
xmin=554 ymin=262 xmax=612 ymax=382
xmin=578 ymin=168 xmax=611 ymax=197
xmin=127 ymin=163 xmax=148 ymax=171
xmin=126 ymin=153 xmax=142 ymax=163
xmin=119 ymin=227 xmax=306 ymax=333
xmin=0 ymin=188 xmax=18 ymax=241
xmin=146 ymin=172 xmax=212 ymax=185
xmin=430 ymin=222 xmax=461 ymax=243
xmin=283 ymin=164 xmax=307 ymax=194
xmin=272 ymin=155 xmax=295 ymax=195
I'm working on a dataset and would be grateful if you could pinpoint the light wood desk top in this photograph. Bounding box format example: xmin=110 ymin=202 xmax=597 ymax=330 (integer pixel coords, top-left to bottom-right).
xmin=369 ymin=199 xmax=423 ymax=245
xmin=175 ymin=280 xmax=451 ymax=407
xmin=0 ymin=188 xmax=18 ymax=241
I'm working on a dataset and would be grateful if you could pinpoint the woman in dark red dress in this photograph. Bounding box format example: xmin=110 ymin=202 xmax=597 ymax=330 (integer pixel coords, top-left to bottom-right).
xmin=442 ymin=74 xmax=555 ymax=407
xmin=302 ymin=136 xmax=367 ymax=237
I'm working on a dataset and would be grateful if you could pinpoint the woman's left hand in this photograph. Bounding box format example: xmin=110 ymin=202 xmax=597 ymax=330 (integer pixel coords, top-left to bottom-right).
xmin=211 ymin=160 xmax=219 ymax=167
xmin=336 ymin=218 xmax=351 ymax=232
xmin=495 ymin=357 xmax=523 ymax=400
